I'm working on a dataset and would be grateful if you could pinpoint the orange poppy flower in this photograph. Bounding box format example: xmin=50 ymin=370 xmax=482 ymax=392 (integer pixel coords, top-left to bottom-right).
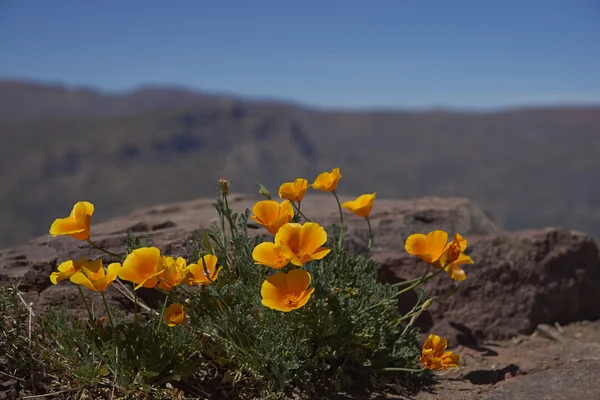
xmin=420 ymin=334 xmax=460 ymax=370
xmin=252 ymin=242 xmax=290 ymax=269
xmin=250 ymin=200 xmax=295 ymax=234
xmin=118 ymin=247 xmax=164 ymax=290
xmin=185 ymin=254 xmax=222 ymax=286
xmin=278 ymin=178 xmax=309 ymax=202
xmin=163 ymin=303 xmax=186 ymax=327
xmin=261 ymin=269 xmax=314 ymax=312
xmin=311 ymin=168 xmax=342 ymax=192
xmin=405 ymin=230 xmax=473 ymax=280
xmin=50 ymin=257 xmax=87 ymax=284
xmin=275 ymin=222 xmax=331 ymax=266
xmin=342 ymin=193 xmax=376 ymax=217
xmin=49 ymin=201 xmax=94 ymax=241
xmin=158 ymin=256 xmax=188 ymax=290
xmin=70 ymin=260 xmax=120 ymax=292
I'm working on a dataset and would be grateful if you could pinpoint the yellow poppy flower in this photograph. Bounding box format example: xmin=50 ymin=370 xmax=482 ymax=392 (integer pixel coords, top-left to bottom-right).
xmin=158 ymin=256 xmax=188 ymax=291
xmin=118 ymin=247 xmax=164 ymax=290
xmin=275 ymin=222 xmax=330 ymax=266
xmin=405 ymin=231 xmax=473 ymax=280
xmin=342 ymin=193 xmax=376 ymax=217
xmin=420 ymin=334 xmax=460 ymax=370
xmin=70 ymin=260 xmax=120 ymax=292
xmin=261 ymin=269 xmax=315 ymax=312
xmin=311 ymin=168 xmax=342 ymax=192
xmin=252 ymin=242 xmax=290 ymax=269
xmin=278 ymin=178 xmax=308 ymax=202
xmin=164 ymin=303 xmax=186 ymax=327
xmin=405 ymin=230 xmax=449 ymax=264
xmin=49 ymin=201 xmax=94 ymax=241
xmin=250 ymin=200 xmax=295 ymax=234
xmin=50 ymin=257 xmax=87 ymax=284
xmin=185 ymin=254 xmax=222 ymax=286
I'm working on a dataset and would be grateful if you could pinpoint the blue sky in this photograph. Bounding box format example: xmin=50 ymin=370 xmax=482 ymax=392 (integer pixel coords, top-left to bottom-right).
xmin=1 ymin=0 xmax=599 ymax=109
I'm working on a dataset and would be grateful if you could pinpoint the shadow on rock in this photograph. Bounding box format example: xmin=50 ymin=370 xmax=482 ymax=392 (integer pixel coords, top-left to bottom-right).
xmin=449 ymin=322 xmax=498 ymax=356
xmin=464 ymin=364 xmax=520 ymax=385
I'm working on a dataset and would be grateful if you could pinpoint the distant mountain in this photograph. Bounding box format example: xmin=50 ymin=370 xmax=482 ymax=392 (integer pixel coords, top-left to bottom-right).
xmin=0 ymin=79 xmax=599 ymax=248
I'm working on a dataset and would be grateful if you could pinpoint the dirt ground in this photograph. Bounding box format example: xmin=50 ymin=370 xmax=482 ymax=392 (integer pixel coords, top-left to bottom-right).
xmin=400 ymin=320 xmax=600 ymax=400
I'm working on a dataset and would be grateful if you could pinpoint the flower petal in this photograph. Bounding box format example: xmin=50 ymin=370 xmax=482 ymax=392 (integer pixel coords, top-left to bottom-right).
xmin=299 ymin=222 xmax=328 ymax=255
xmin=70 ymin=271 xmax=96 ymax=291
xmin=285 ymin=269 xmax=311 ymax=297
xmin=252 ymin=242 xmax=290 ymax=269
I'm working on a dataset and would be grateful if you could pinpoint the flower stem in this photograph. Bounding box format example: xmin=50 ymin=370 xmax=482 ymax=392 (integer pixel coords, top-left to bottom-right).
xmin=393 ymin=268 xmax=445 ymax=299
xmin=133 ymin=284 xmax=138 ymax=323
xmin=86 ymin=239 xmax=124 ymax=260
xmin=223 ymin=193 xmax=237 ymax=240
xmin=332 ymin=190 xmax=344 ymax=251
xmin=365 ymin=267 xmax=444 ymax=312
xmin=76 ymin=285 xmax=93 ymax=321
xmin=365 ymin=216 xmax=373 ymax=256
xmin=156 ymin=293 xmax=169 ymax=333
xmin=100 ymin=292 xmax=114 ymax=327
xmin=379 ymin=367 xmax=427 ymax=373
xmin=293 ymin=201 xmax=312 ymax=222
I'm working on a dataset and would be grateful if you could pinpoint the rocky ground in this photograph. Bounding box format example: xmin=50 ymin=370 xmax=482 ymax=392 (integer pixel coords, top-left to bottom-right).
xmin=2 ymin=193 xmax=600 ymax=399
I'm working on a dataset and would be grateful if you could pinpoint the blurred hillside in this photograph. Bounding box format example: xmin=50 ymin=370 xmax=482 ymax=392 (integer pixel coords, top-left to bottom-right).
xmin=1 ymin=79 xmax=599 ymax=248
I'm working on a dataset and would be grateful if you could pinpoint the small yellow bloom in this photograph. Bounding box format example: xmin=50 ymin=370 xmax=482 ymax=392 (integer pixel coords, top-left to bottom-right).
xmin=261 ymin=269 xmax=315 ymax=312
xmin=119 ymin=247 xmax=164 ymax=290
xmin=185 ymin=254 xmax=222 ymax=286
xmin=342 ymin=193 xmax=376 ymax=217
xmin=278 ymin=178 xmax=309 ymax=202
xmin=250 ymin=200 xmax=294 ymax=234
xmin=164 ymin=303 xmax=186 ymax=327
xmin=50 ymin=257 xmax=87 ymax=284
xmin=275 ymin=222 xmax=330 ymax=266
xmin=158 ymin=256 xmax=188 ymax=291
xmin=70 ymin=260 xmax=120 ymax=292
xmin=252 ymin=242 xmax=290 ymax=269
xmin=420 ymin=334 xmax=460 ymax=370
xmin=405 ymin=230 xmax=473 ymax=280
xmin=49 ymin=201 xmax=94 ymax=241
xmin=311 ymin=168 xmax=342 ymax=192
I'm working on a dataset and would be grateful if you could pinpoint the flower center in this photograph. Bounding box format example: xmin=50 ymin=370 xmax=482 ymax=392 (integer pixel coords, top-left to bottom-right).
xmin=284 ymin=294 xmax=301 ymax=308
xmin=446 ymin=242 xmax=461 ymax=264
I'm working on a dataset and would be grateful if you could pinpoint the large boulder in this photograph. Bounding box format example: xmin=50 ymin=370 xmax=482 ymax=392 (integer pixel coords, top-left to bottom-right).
xmin=377 ymin=228 xmax=600 ymax=344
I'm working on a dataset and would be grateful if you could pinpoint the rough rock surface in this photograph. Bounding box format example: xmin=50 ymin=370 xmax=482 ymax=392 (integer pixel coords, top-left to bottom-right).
xmin=377 ymin=227 xmax=600 ymax=345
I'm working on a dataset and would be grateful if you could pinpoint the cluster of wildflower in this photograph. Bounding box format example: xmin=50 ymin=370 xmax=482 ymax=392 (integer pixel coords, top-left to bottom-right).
xmin=47 ymin=167 xmax=470 ymax=372
xmin=49 ymin=202 xmax=221 ymax=326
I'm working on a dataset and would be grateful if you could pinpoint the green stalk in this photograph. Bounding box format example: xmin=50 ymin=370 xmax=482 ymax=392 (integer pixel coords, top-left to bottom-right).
xmin=332 ymin=190 xmax=344 ymax=251
xmin=293 ymin=201 xmax=312 ymax=222
xmin=365 ymin=216 xmax=373 ymax=256
xmin=76 ymin=285 xmax=93 ymax=321
xmin=100 ymin=292 xmax=114 ymax=327
xmin=133 ymin=284 xmax=138 ymax=323
xmin=379 ymin=367 xmax=427 ymax=373
xmin=156 ymin=294 xmax=169 ymax=333
xmin=365 ymin=267 xmax=444 ymax=312
xmin=86 ymin=239 xmax=125 ymax=259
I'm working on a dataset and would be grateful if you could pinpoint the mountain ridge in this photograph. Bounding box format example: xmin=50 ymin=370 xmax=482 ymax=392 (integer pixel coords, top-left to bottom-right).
xmin=0 ymin=79 xmax=599 ymax=248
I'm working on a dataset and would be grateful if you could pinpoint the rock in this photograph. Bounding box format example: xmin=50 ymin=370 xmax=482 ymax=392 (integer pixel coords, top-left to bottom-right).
xmin=412 ymin=319 xmax=600 ymax=400
xmin=377 ymin=227 xmax=600 ymax=345
xmin=0 ymin=194 xmax=498 ymax=315
xmin=486 ymin=359 xmax=600 ymax=399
